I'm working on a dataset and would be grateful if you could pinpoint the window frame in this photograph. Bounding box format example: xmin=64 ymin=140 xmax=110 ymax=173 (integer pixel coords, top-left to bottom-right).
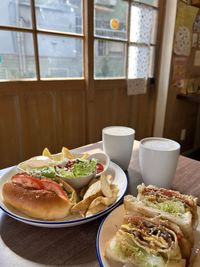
xmin=128 ymin=1 xmax=159 ymax=80
xmin=93 ymin=0 xmax=160 ymax=80
xmin=0 ymin=0 xmax=85 ymax=81
xmin=0 ymin=0 xmax=161 ymax=82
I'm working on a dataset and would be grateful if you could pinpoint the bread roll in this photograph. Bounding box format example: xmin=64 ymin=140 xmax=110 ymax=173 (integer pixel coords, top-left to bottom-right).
xmin=2 ymin=182 xmax=72 ymax=220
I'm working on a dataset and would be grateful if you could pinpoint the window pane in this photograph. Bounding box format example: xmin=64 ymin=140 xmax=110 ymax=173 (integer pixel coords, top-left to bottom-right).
xmin=0 ymin=0 xmax=32 ymax=28
xmin=94 ymin=39 xmax=126 ymax=78
xmin=35 ymin=0 xmax=83 ymax=34
xmin=128 ymin=45 xmax=150 ymax=79
xmin=0 ymin=30 xmax=36 ymax=81
xmin=134 ymin=0 xmax=159 ymax=7
xmin=38 ymin=34 xmax=83 ymax=79
xmin=94 ymin=0 xmax=128 ymax=40
xmin=130 ymin=3 xmax=155 ymax=44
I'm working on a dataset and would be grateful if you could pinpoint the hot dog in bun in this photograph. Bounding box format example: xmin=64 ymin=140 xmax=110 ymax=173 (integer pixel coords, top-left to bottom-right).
xmin=2 ymin=173 xmax=77 ymax=220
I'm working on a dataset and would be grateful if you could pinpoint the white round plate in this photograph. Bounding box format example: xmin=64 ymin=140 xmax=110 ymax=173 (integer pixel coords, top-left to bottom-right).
xmin=0 ymin=162 xmax=127 ymax=228
xmin=96 ymin=205 xmax=200 ymax=267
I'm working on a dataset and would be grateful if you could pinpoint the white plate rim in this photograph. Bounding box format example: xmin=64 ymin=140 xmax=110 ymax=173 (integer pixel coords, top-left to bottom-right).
xmin=96 ymin=215 xmax=109 ymax=267
xmin=0 ymin=162 xmax=128 ymax=227
xmin=96 ymin=205 xmax=124 ymax=267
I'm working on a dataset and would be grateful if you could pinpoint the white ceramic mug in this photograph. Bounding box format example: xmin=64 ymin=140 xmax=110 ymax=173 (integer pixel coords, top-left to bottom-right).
xmin=102 ymin=126 xmax=135 ymax=171
xmin=139 ymin=137 xmax=180 ymax=188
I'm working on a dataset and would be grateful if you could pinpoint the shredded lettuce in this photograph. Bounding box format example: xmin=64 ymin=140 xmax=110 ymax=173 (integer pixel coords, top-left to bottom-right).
xmin=72 ymin=159 xmax=97 ymax=177
xmin=146 ymin=199 xmax=186 ymax=214
xmin=56 ymin=168 xmax=74 ymax=178
xmin=30 ymin=158 xmax=97 ymax=179
xmin=114 ymin=231 xmax=165 ymax=267
xmin=31 ymin=167 xmax=56 ymax=178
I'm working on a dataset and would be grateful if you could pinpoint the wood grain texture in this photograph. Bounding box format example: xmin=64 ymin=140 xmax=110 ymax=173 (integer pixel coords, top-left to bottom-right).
xmin=0 ymin=94 xmax=22 ymax=167
xmin=90 ymin=79 xmax=155 ymax=143
xmin=19 ymin=91 xmax=56 ymax=159
xmin=0 ymin=77 xmax=156 ymax=168
xmin=164 ymin=84 xmax=198 ymax=152
xmin=0 ymin=80 xmax=86 ymax=168
xmin=55 ymin=88 xmax=87 ymax=149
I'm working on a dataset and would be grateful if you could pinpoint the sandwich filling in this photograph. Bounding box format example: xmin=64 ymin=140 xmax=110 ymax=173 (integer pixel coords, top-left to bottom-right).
xmin=122 ymin=216 xmax=175 ymax=252
xmin=108 ymin=216 xmax=181 ymax=267
xmin=138 ymin=185 xmax=198 ymax=223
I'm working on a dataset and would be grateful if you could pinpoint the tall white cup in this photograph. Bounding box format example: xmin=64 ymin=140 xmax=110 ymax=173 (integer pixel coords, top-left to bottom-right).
xmin=139 ymin=137 xmax=180 ymax=188
xmin=102 ymin=126 xmax=135 ymax=171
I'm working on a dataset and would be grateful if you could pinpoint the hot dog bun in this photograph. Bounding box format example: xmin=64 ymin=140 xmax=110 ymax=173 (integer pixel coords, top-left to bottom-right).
xmin=2 ymin=173 xmax=78 ymax=220
xmin=2 ymin=182 xmax=72 ymax=220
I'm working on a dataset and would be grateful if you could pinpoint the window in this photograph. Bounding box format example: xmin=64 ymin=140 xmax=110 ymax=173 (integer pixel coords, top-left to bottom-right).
xmin=0 ymin=0 xmax=160 ymax=81
xmin=128 ymin=1 xmax=159 ymax=79
xmin=94 ymin=0 xmax=159 ymax=79
xmin=0 ymin=0 xmax=83 ymax=81
xmin=94 ymin=0 xmax=128 ymax=78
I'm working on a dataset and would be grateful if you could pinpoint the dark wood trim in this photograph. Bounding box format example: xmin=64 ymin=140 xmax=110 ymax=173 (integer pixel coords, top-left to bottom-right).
xmin=0 ymin=24 xmax=84 ymax=39
xmin=34 ymin=30 xmax=84 ymax=39
xmin=84 ymin=0 xmax=95 ymax=143
xmin=94 ymin=36 xmax=127 ymax=43
xmin=177 ymin=93 xmax=200 ymax=104
xmin=31 ymin=0 xmax=40 ymax=80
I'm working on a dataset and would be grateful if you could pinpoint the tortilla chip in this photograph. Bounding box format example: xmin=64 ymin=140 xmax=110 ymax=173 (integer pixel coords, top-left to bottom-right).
xmin=110 ymin=184 xmax=119 ymax=198
xmin=71 ymin=192 xmax=102 ymax=216
xmin=83 ymin=180 xmax=101 ymax=199
xmin=86 ymin=203 xmax=107 ymax=217
xmin=80 ymin=153 xmax=90 ymax=160
xmin=101 ymin=174 xmax=113 ymax=197
xmin=62 ymin=147 xmax=75 ymax=160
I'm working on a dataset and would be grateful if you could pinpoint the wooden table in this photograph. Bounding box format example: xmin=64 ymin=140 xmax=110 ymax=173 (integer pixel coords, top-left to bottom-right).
xmin=0 ymin=140 xmax=200 ymax=267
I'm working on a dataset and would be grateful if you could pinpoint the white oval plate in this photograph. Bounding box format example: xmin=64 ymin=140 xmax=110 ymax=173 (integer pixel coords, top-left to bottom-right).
xmin=0 ymin=162 xmax=127 ymax=228
xmin=96 ymin=205 xmax=200 ymax=267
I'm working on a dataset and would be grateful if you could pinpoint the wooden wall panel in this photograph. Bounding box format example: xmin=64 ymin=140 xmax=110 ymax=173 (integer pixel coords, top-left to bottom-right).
xmin=0 ymin=94 xmax=22 ymax=167
xmin=90 ymin=80 xmax=131 ymax=142
xmin=129 ymin=86 xmax=155 ymax=140
xmin=19 ymin=91 xmax=56 ymax=159
xmin=164 ymin=85 xmax=198 ymax=152
xmin=0 ymin=79 xmax=158 ymax=169
xmin=90 ymin=80 xmax=156 ymax=143
xmin=55 ymin=89 xmax=86 ymax=150
xmin=0 ymin=80 xmax=86 ymax=168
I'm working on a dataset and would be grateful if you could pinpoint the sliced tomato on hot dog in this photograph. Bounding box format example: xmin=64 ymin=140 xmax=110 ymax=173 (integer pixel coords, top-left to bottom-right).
xmin=12 ymin=173 xmax=44 ymax=189
xmin=12 ymin=173 xmax=68 ymax=201
xmin=40 ymin=179 xmax=68 ymax=201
